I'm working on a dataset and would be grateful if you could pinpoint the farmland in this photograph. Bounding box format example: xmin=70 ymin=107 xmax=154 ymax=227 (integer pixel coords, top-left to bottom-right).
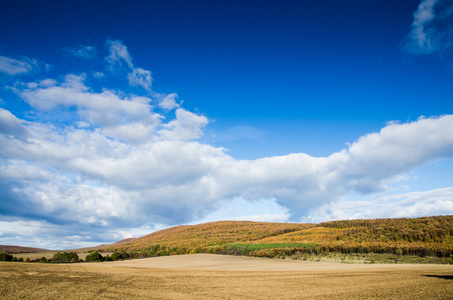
xmin=2 ymin=216 xmax=453 ymax=299
xmin=1 ymin=254 xmax=453 ymax=299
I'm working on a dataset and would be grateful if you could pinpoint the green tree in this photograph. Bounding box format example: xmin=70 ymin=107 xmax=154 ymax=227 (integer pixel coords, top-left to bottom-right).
xmin=85 ymin=251 xmax=104 ymax=262
xmin=111 ymin=250 xmax=129 ymax=261
xmin=119 ymin=250 xmax=130 ymax=259
xmin=0 ymin=252 xmax=13 ymax=261
xmin=104 ymin=255 xmax=113 ymax=261
xmin=62 ymin=252 xmax=79 ymax=262
xmin=52 ymin=251 xmax=62 ymax=261
xmin=52 ymin=251 xmax=78 ymax=263
xmin=110 ymin=251 xmax=120 ymax=261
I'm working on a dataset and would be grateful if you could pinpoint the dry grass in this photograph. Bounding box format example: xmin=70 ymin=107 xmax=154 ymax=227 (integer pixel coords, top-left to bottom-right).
xmin=1 ymin=254 xmax=452 ymax=299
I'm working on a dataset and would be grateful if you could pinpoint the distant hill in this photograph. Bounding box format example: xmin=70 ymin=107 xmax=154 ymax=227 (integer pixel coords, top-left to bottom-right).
xmin=69 ymin=237 xmax=138 ymax=252
xmin=106 ymin=221 xmax=314 ymax=251
xmin=104 ymin=216 xmax=453 ymax=259
xmin=4 ymin=216 xmax=452 ymax=261
xmin=0 ymin=245 xmax=50 ymax=254
xmin=110 ymin=237 xmax=137 ymax=246
xmin=97 ymin=237 xmax=138 ymax=249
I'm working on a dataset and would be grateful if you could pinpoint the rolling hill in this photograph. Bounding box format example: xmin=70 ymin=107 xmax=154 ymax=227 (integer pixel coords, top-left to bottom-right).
xmin=104 ymin=216 xmax=453 ymax=260
xmin=0 ymin=245 xmax=50 ymax=254
xmin=107 ymin=221 xmax=314 ymax=252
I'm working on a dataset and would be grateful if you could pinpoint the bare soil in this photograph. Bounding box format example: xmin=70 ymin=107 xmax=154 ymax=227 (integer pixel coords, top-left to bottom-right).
xmin=1 ymin=254 xmax=452 ymax=299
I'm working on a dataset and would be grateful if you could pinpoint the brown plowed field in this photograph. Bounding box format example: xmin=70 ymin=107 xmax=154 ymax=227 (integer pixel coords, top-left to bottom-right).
xmin=1 ymin=254 xmax=452 ymax=299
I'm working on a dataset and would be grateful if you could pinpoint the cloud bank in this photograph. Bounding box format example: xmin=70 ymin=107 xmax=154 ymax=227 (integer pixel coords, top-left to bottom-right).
xmin=1 ymin=40 xmax=453 ymax=248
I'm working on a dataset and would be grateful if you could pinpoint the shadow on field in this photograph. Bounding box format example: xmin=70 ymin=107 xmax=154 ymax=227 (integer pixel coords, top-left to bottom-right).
xmin=423 ymin=275 xmax=453 ymax=280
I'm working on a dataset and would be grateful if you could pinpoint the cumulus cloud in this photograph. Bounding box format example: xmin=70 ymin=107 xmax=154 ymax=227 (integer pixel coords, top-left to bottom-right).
xmin=403 ymin=0 xmax=453 ymax=55
xmin=1 ymin=40 xmax=453 ymax=248
xmin=159 ymin=108 xmax=209 ymax=141
xmin=128 ymin=67 xmax=152 ymax=91
xmin=18 ymin=73 xmax=162 ymax=143
xmin=305 ymin=187 xmax=453 ymax=223
xmin=159 ymin=93 xmax=180 ymax=111
xmin=2 ymin=108 xmax=452 ymax=230
xmin=0 ymin=56 xmax=41 ymax=75
xmin=0 ymin=219 xmax=151 ymax=250
xmin=0 ymin=108 xmax=29 ymax=138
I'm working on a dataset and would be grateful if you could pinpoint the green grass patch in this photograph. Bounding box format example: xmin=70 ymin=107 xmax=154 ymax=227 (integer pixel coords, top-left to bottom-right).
xmin=226 ymin=243 xmax=318 ymax=253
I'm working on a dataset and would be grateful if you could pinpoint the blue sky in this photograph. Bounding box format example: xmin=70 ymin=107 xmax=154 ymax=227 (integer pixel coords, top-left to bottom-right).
xmin=1 ymin=0 xmax=453 ymax=249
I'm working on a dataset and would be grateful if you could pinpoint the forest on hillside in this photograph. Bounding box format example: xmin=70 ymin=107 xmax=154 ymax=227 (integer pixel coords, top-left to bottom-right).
xmin=2 ymin=216 xmax=452 ymax=264
xmin=103 ymin=216 xmax=453 ymax=261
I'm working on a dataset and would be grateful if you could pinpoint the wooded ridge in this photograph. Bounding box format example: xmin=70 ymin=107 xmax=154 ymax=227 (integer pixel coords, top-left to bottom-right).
xmin=104 ymin=215 xmax=453 ymax=260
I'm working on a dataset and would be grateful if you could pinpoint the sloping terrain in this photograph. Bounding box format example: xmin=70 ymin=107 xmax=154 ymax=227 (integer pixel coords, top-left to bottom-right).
xmin=253 ymin=215 xmax=453 ymax=257
xmin=108 ymin=221 xmax=314 ymax=252
xmin=104 ymin=216 xmax=453 ymax=260
xmin=0 ymin=245 xmax=50 ymax=254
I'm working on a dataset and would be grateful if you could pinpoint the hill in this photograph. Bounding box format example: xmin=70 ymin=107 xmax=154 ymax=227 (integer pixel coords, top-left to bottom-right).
xmin=104 ymin=216 xmax=453 ymax=261
xmin=0 ymin=245 xmax=50 ymax=254
xmin=68 ymin=237 xmax=138 ymax=253
xmin=107 ymin=221 xmax=314 ymax=253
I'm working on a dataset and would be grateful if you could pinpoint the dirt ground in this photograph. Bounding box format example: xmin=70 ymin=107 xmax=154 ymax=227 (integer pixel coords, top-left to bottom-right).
xmin=1 ymin=254 xmax=452 ymax=299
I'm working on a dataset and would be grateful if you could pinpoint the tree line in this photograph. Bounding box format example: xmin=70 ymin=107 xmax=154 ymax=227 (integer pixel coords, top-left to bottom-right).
xmin=0 ymin=251 xmax=79 ymax=263
xmin=0 ymin=250 xmax=140 ymax=263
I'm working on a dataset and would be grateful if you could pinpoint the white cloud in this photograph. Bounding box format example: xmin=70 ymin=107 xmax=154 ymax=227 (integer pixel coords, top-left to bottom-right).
xmin=0 ymin=108 xmax=29 ymax=138
xmin=128 ymin=67 xmax=152 ymax=91
xmin=0 ymin=56 xmax=40 ymax=75
xmin=304 ymin=187 xmax=453 ymax=223
xmin=233 ymin=213 xmax=290 ymax=223
xmin=345 ymin=115 xmax=453 ymax=190
xmin=159 ymin=108 xmax=209 ymax=141
xmin=65 ymin=45 xmax=97 ymax=59
xmin=39 ymin=78 xmax=58 ymax=87
xmin=18 ymin=74 xmax=162 ymax=142
xmin=2 ymin=40 xmax=453 ymax=248
xmin=92 ymin=71 xmax=105 ymax=78
xmin=410 ymin=0 xmax=437 ymax=52
xmin=159 ymin=93 xmax=180 ymax=110
xmin=2 ymin=108 xmax=452 ymax=231
xmin=105 ymin=40 xmax=133 ymax=68
xmin=403 ymin=0 xmax=453 ymax=55
xmin=105 ymin=39 xmax=153 ymax=91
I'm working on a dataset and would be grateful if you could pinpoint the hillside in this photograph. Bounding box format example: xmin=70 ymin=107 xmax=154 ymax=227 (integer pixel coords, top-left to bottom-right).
xmin=68 ymin=238 xmax=138 ymax=253
xmin=252 ymin=215 xmax=453 ymax=257
xmin=107 ymin=221 xmax=314 ymax=252
xmin=104 ymin=216 xmax=453 ymax=260
xmin=0 ymin=245 xmax=50 ymax=254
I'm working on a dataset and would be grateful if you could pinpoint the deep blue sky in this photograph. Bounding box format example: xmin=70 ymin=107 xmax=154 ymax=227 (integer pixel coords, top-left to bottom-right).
xmin=1 ymin=0 xmax=453 ymax=249
xmin=2 ymin=0 xmax=452 ymax=159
